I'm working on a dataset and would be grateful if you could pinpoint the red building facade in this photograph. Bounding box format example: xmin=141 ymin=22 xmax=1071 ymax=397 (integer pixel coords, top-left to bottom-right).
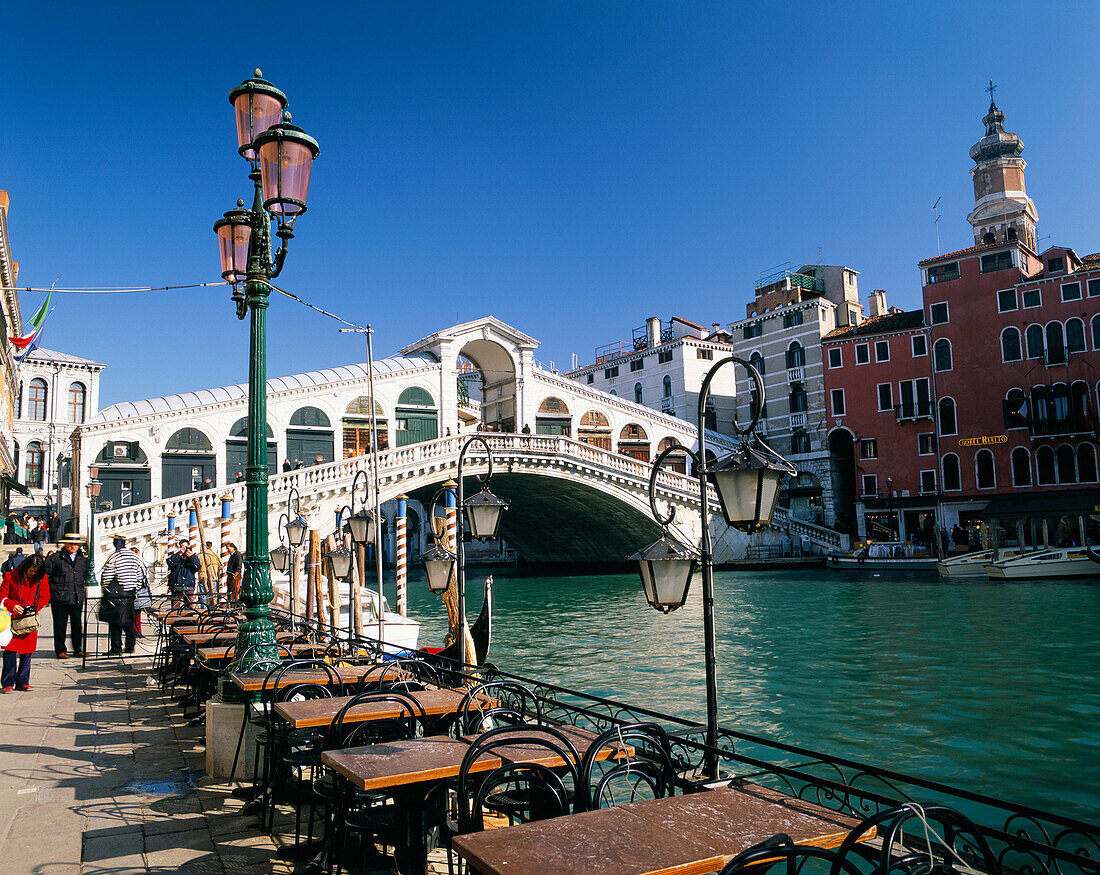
xmin=824 ymin=99 xmax=1099 ymax=543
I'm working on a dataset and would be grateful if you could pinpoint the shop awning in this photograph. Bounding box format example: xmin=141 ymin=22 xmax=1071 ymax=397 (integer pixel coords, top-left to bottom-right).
xmin=1 ymin=474 xmax=30 ymax=496
xmin=980 ymin=491 xmax=1100 ymax=521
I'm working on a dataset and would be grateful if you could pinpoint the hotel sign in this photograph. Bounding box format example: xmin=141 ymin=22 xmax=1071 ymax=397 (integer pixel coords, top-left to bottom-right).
xmin=958 ymin=435 xmax=1008 ymax=447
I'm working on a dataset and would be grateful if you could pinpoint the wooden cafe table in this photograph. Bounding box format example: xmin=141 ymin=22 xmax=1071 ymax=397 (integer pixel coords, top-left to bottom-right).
xmin=274 ymin=687 xmax=472 ymax=731
xmin=451 ymin=782 xmax=867 ymax=875
xmin=227 ymin=662 xmax=392 ymax=694
xmin=321 ymin=725 xmax=630 ymax=875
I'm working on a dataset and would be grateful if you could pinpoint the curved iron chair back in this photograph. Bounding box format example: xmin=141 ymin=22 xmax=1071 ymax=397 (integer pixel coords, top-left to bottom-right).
xmin=577 ymin=722 xmax=681 ymax=812
xmin=377 ymin=657 xmax=441 ymax=692
xmin=453 ymin=680 xmax=543 ymax=736
xmin=323 ymin=690 xmax=429 ymax=751
xmin=469 ymin=762 xmax=572 ymax=831
xmin=717 ymin=833 xmax=866 ymax=874
xmin=835 ymin=803 xmax=1001 ymax=875
xmin=270 ymin=658 xmax=346 ymax=700
xmin=456 ymin=723 xmax=582 ymax=834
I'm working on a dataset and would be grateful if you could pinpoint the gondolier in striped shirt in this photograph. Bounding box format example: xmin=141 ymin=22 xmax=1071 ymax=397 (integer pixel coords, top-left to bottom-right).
xmin=100 ymin=534 xmax=148 ymax=656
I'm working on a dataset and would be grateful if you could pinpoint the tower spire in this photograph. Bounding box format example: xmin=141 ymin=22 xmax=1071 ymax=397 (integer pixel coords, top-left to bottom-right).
xmin=966 ymin=88 xmax=1037 ymax=250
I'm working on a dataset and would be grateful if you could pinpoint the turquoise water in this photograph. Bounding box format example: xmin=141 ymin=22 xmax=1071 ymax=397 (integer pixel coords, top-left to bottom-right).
xmin=397 ymin=567 xmax=1100 ymax=822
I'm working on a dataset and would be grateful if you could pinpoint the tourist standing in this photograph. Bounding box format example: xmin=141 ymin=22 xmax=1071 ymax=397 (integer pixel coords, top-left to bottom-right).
xmin=0 ymin=553 xmax=51 ymax=691
xmin=1 ymin=548 xmax=25 ymax=576
xmin=167 ymin=540 xmax=200 ymax=609
xmin=31 ymin=519 xmax=46 ymax=552
xmin=225 ymin=542 xmax=242 ymax=601
xmin=100 ymin=534 xmax=147 ymax=655
xmin=45 ymin=535 xmax=88 ymax=658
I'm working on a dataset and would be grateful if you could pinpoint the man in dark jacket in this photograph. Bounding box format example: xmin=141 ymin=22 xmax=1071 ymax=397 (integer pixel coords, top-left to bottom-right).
xmin=167 ymin=540 xmax=201 ymax=609
xmin=1 ymin=547 xmax=25 ymax=575
xmin=45 ymin=535 xmax=88 ymax=658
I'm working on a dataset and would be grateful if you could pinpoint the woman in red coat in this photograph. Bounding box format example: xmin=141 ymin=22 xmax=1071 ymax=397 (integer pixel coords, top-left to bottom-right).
xmin=0 ymin=554 xmax=51 ymax=692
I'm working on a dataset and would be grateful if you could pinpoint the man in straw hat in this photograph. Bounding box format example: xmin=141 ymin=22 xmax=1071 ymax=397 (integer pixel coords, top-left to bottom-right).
xmin=100 ymin=533 xmax=147 ymax=656
xmin=45 ymin=535 xmax=88 ymax=658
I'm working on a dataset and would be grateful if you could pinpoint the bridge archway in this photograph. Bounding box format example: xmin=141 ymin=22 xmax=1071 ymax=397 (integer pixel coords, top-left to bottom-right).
xmin=458 ymin=338 xmax=517 ymax=432
xmin=404 ymin=469 xmax=660 ymax=564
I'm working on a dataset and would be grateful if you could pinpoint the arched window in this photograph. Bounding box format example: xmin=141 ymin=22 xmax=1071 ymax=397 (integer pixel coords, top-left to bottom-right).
xmin=1001 ymin=328 xmax=1021 ymax=362
xmin=26 ymin=441 xmax=44 ymax=489
xmin=634 ymin=382 xmax=643 ymax=404
xmin=1050 ymin=383 xmax=1070 ymax=426
xmin=749 ymin=351 xmax=765 ymax=376
xmin=1056 ymin=444 xmax=1076 ymax=483
xmin=1004 ymin=388 xmax=1027 ymax=429
xmin=1078 ymin=444 xmax=1098 ymax=483
xmin=67 ymin=382 xmax=87 ymax=423
xmin=1036 ymin=446 xmax=1056 ymax=485
xmin=609 ymin=389 xmax=617 ymax=396
xmin=975 ymin=449 xmax=995 ymax=489
xmin=289 ymin=406 xmax=331 ymax=427
xmin=1066 ymin=318 xmax=1086 ymax=353
xmin=656 ymin=437 xmax=687 ymax=474
xmin=538 ymin=397 xmax=569 ymax=415
xmin=1011 ymin=447 xmax=1032 ymax=486
xmin=933 ymin=338 xmax=952 ymax=372
xmin=1030 ymin=385 xmax=1048 ymax=427
xmin=942 ymin=453 xmax=961 ymax=491
xmin=1046 ymin=322 xmax=1066 ymax=364
xmin=166 ymin=428 xmax=214 ymax=451
xmin=662 ymin=375 xmax=672 ymax=399
xmin=789 ymin=386 xmax=807 ymax=413
xmin=785 ymin=342 xmax=805 ymax=369
xmin=28 ymin=378 xmax=47 ymax=421
xmin=938 ymin=397 xmax=957 ymax=436
xmin=1071 ymin=381 xmax=1090 ymax=426
xmin=1092 ymin=315 xmax=1100 ymax=349
xmin=1026 ymin=324 xmax=1044 ymax=358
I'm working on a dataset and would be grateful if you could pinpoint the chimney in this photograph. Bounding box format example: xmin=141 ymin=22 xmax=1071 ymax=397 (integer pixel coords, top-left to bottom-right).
xmin=867 ymin=290 xmax=887 ymax=318
xmin=646 ymin=316 xmax=662 ymax=348
xmin=711 ymin=322 xmax=721 ymax=337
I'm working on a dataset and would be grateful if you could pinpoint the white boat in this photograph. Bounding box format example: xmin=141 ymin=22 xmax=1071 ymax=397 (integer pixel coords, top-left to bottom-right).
xmin=272 ymin=583 xmax=421 ymax=654
xmin=937 ymin=548 xmax=1021 ymax=579
xmin=985 ymin=547 xmax=1100 ymax=580
xmin=828 ymin=541 xmax=938 ymax=571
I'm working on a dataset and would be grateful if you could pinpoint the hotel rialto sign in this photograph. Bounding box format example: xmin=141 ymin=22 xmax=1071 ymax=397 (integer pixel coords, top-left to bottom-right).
xmin=958 ymin=434 xmax=1009 ymax=447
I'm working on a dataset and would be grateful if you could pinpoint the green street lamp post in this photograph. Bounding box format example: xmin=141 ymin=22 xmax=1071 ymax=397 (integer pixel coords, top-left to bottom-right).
xmin=81 ymin=467 xmax=111 ymax=668
xmin=214 ymin=70 xmax=319 ymax=673
xmin=629 ymin=357 xmax=795 ymax=779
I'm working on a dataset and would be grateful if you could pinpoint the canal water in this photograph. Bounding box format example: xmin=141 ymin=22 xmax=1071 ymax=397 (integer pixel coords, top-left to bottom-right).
xmin=397 ymin=567 xmax=1100 ymax=822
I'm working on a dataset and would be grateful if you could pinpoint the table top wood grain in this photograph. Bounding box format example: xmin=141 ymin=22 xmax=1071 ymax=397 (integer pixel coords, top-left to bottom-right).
xmin=228 ymin=662 xmax=389 ymax=692
xmin=451 ymin=783 xmax=867 ymax=875
xmin=274 ymin=688 xmax=469 ymax=729
xmin=322 ymin=735 xmax=500 ymax=791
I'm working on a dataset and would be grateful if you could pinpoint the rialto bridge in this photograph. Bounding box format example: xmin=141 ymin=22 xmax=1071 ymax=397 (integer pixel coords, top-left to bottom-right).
xmin=73 ymin=317 xmax=844 ymax=568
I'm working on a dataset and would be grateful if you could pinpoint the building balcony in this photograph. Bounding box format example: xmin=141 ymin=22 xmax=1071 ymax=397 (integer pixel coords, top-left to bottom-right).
xmin=895 ymin=402 xmax=935 ymax=423
xmin=789 ymin=412 xmax=806 ymax=429
xmin=1029 ymin=415 xmax=1097 ymax=440
xmin=660 ymin=396 xmax=674 ymax=413
xmin=786 ymin=366 xmax=804 ymax=383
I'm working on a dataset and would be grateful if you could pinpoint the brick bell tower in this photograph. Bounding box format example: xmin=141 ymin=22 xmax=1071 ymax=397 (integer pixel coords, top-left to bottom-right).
xmin=966 ymin=82 xmax=1038 ymax=251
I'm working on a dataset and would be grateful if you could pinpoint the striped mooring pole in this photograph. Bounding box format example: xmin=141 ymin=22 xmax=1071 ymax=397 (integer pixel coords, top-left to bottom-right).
xmin=188 ymin=508 xmax=198 ymax=551
xmin=395 ymin=494 xmax=408 ymax=616
xmin=220 ymin=494 xmax=232 ymax=567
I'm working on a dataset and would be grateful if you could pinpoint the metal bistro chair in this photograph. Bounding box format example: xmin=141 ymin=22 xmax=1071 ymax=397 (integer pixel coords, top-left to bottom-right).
xmin=577 ymin=722 xmax=683 ymax=812
xmin=445 ymin=723 xmax=582 ymax=875
xmin=262 ymin=660 xmax=346 ymax=832
xmin=717 ymin=833 xmax=866 ymax=875
xmin=835 ymin=803 xmax=1002 ymax=875
xmin=376 ymin=657 xmax=441 ymax=693
xmin=314 ymin=691 xmax=429 ymax=874
xmin=450 ymin=680 xmax=543 ymax=737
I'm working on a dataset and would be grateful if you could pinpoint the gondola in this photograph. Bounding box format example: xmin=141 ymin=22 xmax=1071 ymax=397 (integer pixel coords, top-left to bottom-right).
xmin=418 ymin=575 xmax=493 ymax=673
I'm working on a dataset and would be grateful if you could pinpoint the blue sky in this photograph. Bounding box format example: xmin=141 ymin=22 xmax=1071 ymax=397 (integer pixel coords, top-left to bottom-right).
xmin=1 ymin=1 xmax=1096 ymax=407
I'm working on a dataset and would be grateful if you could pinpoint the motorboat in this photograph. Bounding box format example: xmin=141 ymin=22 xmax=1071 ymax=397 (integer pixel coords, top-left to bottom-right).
xmin=936 ymin=548 xmax=1021 ymax=579
xmin=271 ymin=582 xmax=421 ymax=654
xmin=828 ymin=541 xmax=939 ymax=571
xmin=985 ymin=547 xmax=1100 ymax=580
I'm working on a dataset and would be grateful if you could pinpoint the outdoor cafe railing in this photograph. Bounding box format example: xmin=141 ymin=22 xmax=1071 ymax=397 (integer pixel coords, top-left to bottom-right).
xmin=168 ymin=605 xmax=1098 ymax=875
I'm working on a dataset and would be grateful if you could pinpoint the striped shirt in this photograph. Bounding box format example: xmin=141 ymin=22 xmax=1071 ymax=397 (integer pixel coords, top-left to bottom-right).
xmin=101 ymin=548 xmax=147 ymax=593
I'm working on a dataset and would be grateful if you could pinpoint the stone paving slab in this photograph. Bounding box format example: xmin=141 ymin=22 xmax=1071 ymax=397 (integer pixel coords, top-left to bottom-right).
xmin=0 ymin=607 xmax=461 ymax=874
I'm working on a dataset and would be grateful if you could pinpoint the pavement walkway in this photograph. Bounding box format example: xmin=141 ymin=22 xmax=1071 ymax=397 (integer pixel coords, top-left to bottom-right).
xmin=0 ymin=606 xmax=292 ymax=874
xmin=0 ymin=606 xmax=454 ymax=874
